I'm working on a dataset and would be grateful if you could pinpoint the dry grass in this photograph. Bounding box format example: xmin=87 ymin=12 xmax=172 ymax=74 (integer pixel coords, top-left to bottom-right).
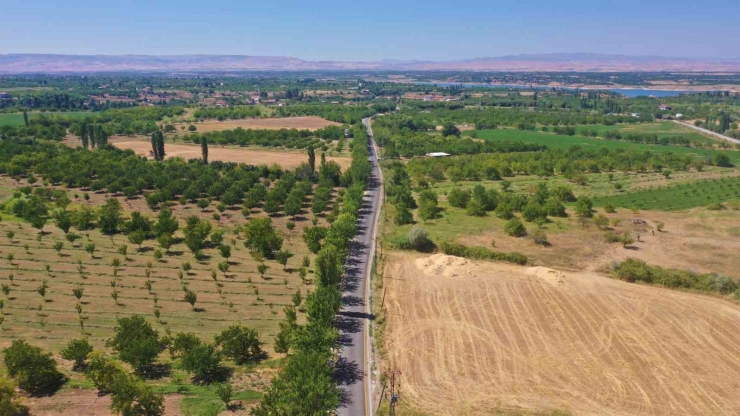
xmin=383 ymin=252 xmax=740 ymax=416
xmin=179 ymin=116 xmax=341 ymax=133
xmin=457 ymin=208 xmax=740 ymax=278
xmin=109 ymin=139 xmax=351 ymax=170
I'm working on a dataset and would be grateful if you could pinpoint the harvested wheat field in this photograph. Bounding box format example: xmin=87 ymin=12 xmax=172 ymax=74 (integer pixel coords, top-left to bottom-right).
xmin=111 ymin=139 xmax=351 ymax=169
xmin=383 ymin=252 xmax=740 ymax=416
xmin=181 ymin=116 xmax=341 ymax=132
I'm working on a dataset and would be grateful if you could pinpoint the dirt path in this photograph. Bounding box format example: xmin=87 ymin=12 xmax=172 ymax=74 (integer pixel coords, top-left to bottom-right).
xmin=383 ymin=252 xmax=740 ymax=416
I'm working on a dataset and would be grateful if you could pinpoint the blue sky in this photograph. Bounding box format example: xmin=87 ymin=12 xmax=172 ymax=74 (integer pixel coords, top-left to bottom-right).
xmin=1 ymin=0 xmax=737 ymax=60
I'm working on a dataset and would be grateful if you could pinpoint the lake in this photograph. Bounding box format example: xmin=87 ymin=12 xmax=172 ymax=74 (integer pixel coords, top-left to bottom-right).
xmin=415 ymin=82 xmax=721 ymax=98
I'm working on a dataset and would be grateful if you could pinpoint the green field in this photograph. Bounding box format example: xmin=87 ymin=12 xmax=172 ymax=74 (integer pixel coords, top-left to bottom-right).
xmin=477 ymin=128 xmax=740 ymax=163
xmin=0 ymin=111 xmax=92 ymax=126
xmin=575 ymin=122 xmax=713 ymax=144
xmin=593 ymin=177 xmax=740 ymax=210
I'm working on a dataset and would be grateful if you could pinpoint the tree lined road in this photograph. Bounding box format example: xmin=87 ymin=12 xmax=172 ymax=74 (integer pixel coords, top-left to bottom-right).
xmin=672 ymin=120 xmax=740 ymax=145
xmin=337 ymin=117 xmax=382 ymax=416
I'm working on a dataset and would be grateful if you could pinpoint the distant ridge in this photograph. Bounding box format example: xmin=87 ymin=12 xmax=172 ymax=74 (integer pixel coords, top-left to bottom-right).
xmin=1 ymin=53 xmax=739 ymax=73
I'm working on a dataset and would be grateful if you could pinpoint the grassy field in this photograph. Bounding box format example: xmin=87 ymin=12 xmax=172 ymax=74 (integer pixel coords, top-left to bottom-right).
xmin=575 ymin=122 xmax=714 ymax=144
xmin=593 ymin=176 xmax=740 ymax=210
xmin=0 ymin=111 xmax=91 ymax=126
xmin=476 ymin=128 xmax=740 ymax=163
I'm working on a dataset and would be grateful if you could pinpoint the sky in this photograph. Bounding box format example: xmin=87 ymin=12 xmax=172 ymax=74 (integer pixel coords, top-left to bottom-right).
xmin=1 ymin=0 xmax=738 ymax=61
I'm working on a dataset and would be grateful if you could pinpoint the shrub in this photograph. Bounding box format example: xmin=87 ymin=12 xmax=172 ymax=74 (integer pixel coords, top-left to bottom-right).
xmin=594 ymin=214 xmax=609 ymax=230
xmin=3 ymin=340 xmax=65 ymax=395
xmin=181 ymin=343 xmax=222 ymax=384
xmin=612 ymin=258 xmax=739 ymax=295
xmin=504 ymin=217 xmax=527 ymax=237
xmin=61 ymin=338 xmax=94 ymax=371
xmin=0 ymin=377 xmax=29 ymax=415
xmin=408 ymin=227 xmax=432 ymax=252
xmin=86 ymin=352 xmax=128 ymax=393
xmin=169 ymin=333 xmax=202 ymax=358
xmin=604 ymin=203 xmax=616 ymax=213
xmin=439 ymin=242 xmax=528 ymax=265
xmin=107 ymin=316 xmax=161 ymax=376
xmin=215 ymin=326 xmax=265 ymax=365
xmin=532 ymin=230 xmax=549 ymax=246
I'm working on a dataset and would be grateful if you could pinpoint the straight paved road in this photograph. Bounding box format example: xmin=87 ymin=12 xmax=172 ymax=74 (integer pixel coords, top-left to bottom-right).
xmin=672 ymin=120 xmax=740 ymax=145
xmin=337 ymin=117 xmax=382 ymax=416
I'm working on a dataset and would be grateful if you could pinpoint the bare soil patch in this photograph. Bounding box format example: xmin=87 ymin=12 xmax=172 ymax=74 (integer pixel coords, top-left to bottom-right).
xmin=110 ymin=139 xmax=350 ymax=170
xmin=383 ymin=252 xmax=740 ymax=416
xmin=180 ymin=116 xmax=341 ymax=132
xmin=25 ymin=391 xmax=182 ymax=416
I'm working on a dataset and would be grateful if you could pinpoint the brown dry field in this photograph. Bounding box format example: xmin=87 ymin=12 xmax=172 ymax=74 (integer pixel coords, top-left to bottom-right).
xmin=458 ymin=208 xmax=740 ymax=278
xmin=383 ymin=252 xmax=740 ymax=416
xmin=24 ymin=391 xmax=184 ymax=416
xmin=109 ymin=139 xmax=351 ymax=170
xmin=180 ymin=116 xmax=341 ymax=132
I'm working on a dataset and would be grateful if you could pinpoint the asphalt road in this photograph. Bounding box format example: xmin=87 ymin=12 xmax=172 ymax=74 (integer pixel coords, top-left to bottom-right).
xmin=672 ymin=120 xmax=740 ymax=145
xmin=337 ymin=117 xmax=382 ymax=416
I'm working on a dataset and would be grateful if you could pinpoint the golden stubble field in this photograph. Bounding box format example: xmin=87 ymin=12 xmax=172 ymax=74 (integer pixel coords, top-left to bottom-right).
xmin=382 ymin=252 xmax=740 ymax=416
xmin=109 ymin=139 xmax=351 ymax=170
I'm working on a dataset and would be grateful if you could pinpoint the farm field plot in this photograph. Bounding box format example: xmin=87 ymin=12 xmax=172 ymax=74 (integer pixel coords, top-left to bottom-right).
xmin=0 ymin=111 xmax=91 ymax=126
xmin=178 ymin=116 xmax=341 ymax=132
xmin=110 ymin=139 xmax=351 ymax=170
xmin=476 ymin=129 xmax=740 ymax=163
xmin=575 ymin=122 xmax=713 ymax=144
xmin=593 ymin=176 xmax=740 ymax=210
xmin=0 ymin=214 xmax=312 ymax=353
xmin=383 ymin=252 xmax=740 ymax=416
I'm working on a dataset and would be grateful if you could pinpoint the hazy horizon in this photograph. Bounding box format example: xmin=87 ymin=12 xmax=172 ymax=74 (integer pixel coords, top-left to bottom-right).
xmin=1 ymin=0 xmax=738 ymax=61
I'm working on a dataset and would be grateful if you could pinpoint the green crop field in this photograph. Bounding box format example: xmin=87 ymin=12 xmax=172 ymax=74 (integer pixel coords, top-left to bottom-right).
xmin=593 ymin=177 xmax=740 ymax=211
xmin=0 ymin=111 xmax=92 ymax=126
xmin=575 ymin=122 xmax=713 ymax=144
xmin=476 ymin=128 xmax=740 ymax=163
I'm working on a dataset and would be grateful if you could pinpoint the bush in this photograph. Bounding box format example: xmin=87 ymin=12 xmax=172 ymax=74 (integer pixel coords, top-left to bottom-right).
xmin=408 ymin=227 xmax=432 ymax=252
xmin=181 ymin=343 xmax=222 ymax=384
xmin=0 ymin=377 xmax=29 ymax=415
xmin=215 ymin=326 xmax=265 ymax=365
xmin=612 ymin=258 xmax=739 ymax=295
xmin=169 ymin=332 xmax=201 ymax=358
xmin=440 ymin=242 xmax=527 ymax=265
xmin=504 ymin=217 xmax=527 ymax=237
xmin=604 ymin=203 xmax=616 ymax=213
xmin=3 ymin=340 xmax=65 ymax=395
xmin=61 ymin=338 xmax=94 ymax=371
xmin=107 ymin=315 xmax=161 ymax=376
xmin=532 ymin=230 xmax=549 ymax=246
xmin=86 ymin=352 xmax=128 ymax=393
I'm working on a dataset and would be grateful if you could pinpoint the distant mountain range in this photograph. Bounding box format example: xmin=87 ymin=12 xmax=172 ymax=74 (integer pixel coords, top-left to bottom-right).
xmin=1 ymin=53 xmax=739 ymax=73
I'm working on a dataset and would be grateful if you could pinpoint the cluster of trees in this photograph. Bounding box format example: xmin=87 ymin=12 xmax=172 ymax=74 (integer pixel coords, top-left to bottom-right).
xmin=405 ymin=145 xmax=721 ymax=186
xmin=447 ymin=182 xmax=577 ymax=225
xmin=68 ymin=106 xmax=185 ymax=136
xmin=188 ymin=128 xmax=326 ymax=150
xmin=440 ymin=242 xmax=528 ymax=265
xmin=193 ymin=106 xmax=262 ymax=120
xmin=253 ymin=125 xmax=371 ymax=414
xmin=597 ymin=130 xmax=700 ymax=148
xmin=276 ymin=104 xmax=378 ymax=124
xmin=1 ymin=315 xmax=269 ymax=415
xmin=78 ymin=121 xmax=110 ymax=149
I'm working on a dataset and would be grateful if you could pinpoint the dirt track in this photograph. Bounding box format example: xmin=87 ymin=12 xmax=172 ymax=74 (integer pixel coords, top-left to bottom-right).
xmin=111 ymin=140 xmax=350 ymax=170
xmin=383 ymin=253 xmax=740 ymax=416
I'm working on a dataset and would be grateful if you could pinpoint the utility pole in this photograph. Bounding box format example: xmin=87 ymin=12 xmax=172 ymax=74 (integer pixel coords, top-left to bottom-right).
xmin=383 ymin=369 xmax=402 ymax=416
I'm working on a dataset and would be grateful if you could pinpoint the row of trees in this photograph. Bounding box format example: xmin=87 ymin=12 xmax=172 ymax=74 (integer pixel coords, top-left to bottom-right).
xmin=252 ymin=124 xmax=371 ymax=414
xmin=404 ymin=145 xmax=727 ymax=186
